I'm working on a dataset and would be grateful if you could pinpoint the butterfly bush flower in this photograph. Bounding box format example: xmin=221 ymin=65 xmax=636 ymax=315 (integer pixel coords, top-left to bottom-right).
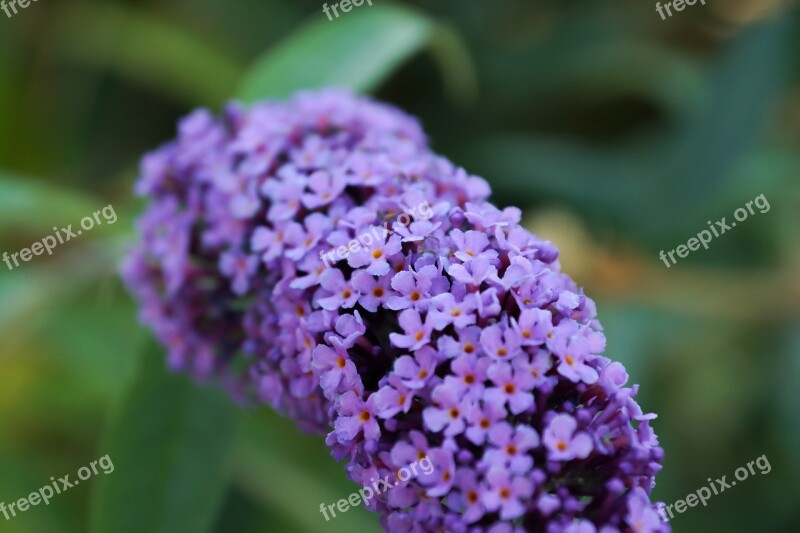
xmin=122 ymin=89 xmax=669 ymax=532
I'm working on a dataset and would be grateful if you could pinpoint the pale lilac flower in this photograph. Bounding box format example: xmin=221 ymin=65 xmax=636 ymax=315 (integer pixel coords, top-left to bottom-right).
xmin=481 ymin=324 xmax=522 ymax=361
xmin=348 ymin=232 xmax=403 ymax=276
xmin=485 ymin=361 xmax=535 ymax=414
xmin=423 ymin=383 xmax=471 ymax=437
xmin=481 ymin=422 xmax=540 ymax=474
xmin=543 ymin=414 xmax=593 ymax=461
xmin=333 ymin=390 xmax=380 ymax=442
xmin=481 ymin=468 xmax=533 ymax=520
xmin=389 ymin=309 xmax=433 ymax=350
xmin=219 ymin=250 xmax=258 ymax=295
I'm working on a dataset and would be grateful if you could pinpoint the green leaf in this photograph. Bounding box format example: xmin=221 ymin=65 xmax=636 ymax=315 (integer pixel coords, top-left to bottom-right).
xmin=236 ymin=4 xmax=434 ymax=102
xmin=233 ymin=411 xmax=378 ymax=533
xmin=0 ymin=171 xmax=99 ymax=235
xmin=54 ymin=3 xmax=243 ymax=105
xmin=89 ymin=347 xmax=238 ymax=533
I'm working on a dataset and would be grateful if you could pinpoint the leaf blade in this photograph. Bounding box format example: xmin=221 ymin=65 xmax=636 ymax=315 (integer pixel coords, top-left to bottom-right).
xmin=89 ymin=347 xmax=238 ymax=533
xmin=236 ymin=4 xmax=433 ymax=102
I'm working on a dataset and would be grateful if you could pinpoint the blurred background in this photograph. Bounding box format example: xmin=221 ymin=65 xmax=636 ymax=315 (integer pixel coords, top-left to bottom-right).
xmin=1 ymin=0 xmax=798 ymax=532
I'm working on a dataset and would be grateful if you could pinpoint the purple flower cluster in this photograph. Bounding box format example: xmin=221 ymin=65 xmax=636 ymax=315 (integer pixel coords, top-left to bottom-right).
xmin=122 ymin=89 xmax=669 ymax=532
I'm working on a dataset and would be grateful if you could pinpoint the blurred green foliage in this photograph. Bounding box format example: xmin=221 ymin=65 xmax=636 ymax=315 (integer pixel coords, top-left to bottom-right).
xmin=1 ymin=1 xmax=798 ymax=532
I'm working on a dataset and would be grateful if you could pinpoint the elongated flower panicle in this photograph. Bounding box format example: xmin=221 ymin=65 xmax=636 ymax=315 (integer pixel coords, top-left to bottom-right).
xmin=122 ymin=89 xmax=669 ymax=532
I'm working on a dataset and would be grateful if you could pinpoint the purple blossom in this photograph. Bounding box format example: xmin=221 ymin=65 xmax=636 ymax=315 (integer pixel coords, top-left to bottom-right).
xmin=386 ymin=265 xmax=439 ymax=311
xmin=422 ymin=383 xmax=472 ymax=437
xmin=312 ymin=340 xmax=361 ymax=397
xmin=481 ymin=422 xmax=540 ymax=474
xmin=480 ymin=324 xmax=522 ymax=361
xmin=392 ymin=347 xmax=438 ymax=389
xmin=333 ymin=390 xmax=380 ymax=442
xmin=348 ymin=231 xmax=403 ymax=276
xmin=219 ymin=250 xmax=258 ymax=295
xmin=481 ymin=468 xmax=533 ymax=520
xmin=389 ymin=309 xmax=433 ymax=351
xmin=485 ymin=361 xmax=535 ymax=414
xmin=543 ymin=413 xmax=593 ymax=461
xmin=465 ymin=399 xmax=508 ymax=445
xmin=123 ymin=89 xmax=669 ymax=533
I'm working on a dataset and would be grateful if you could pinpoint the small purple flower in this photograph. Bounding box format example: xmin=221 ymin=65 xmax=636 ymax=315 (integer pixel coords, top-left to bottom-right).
xmin=511 ymin=308 xmax=551 ymax=347
xmin=389 ymin=309 xmax=433 ymax=350
xmin=480 ymin=324 xmax=522 ymax=361
xmin=438 ymin=326 xmax=483 ymax=359
xmin=485 ymin=361 xmax=535 ymax=414
xmin=372 ymin=376 xmax=415 ymax=419
xmin=444 ymin=353 xmax=491 ymax=401
xmin=301 ymin=169 xmax=346 ymax=209
xmin=312 ymin=340 xmax=361 ymax=397
xmin=452 ymin=469 xmax=484 ymax=524
xmin=465 ymin=400 xmax=508 ymax=445
xmin=543 ymin=414 xmax=593 ymax=461
xmin=284 ymin=213 xmax=331 ymax=261
xmin=481 ymin=468 xmax=533 ymax=520
xmin=219 ymin=250 xmax=258 ymax=295
xmin=333 ymin=390 xmax=380 ymax=442
xmin=387 ymin=265 xmax=439 ymax=311
xmin=428 ymin=293 xmax=477 ymax=330
xmin=391 ymin=430 xmax=432 ymax=466
xmin=262 ymin=170 xmax=306 ymax=222
xmin=348 ymin=231 xmax=403 ymax=276
xmin=551 ymin=324 xmax=599 ymax=384
xmin=450 ymin=229 xmax=496 ymax=262
xmin=423 ymin=383 xmax=471 ymax=437
xmin=392 ymin=346 xmax=438 ymax=389
xmin=447 ymin=256 xmax=499 ymax=286
xmin=251 ymin=225 xmax=286 ymax=262
xmin=481 ymin=422 xmax=540 ymax=474
xmin=418 ymin=447 xmax=456 ymax=498
xmin=351 ymin=269 xmax=394 ymax=312
xmin=317 ymin=269 xmax=360 ymax=310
